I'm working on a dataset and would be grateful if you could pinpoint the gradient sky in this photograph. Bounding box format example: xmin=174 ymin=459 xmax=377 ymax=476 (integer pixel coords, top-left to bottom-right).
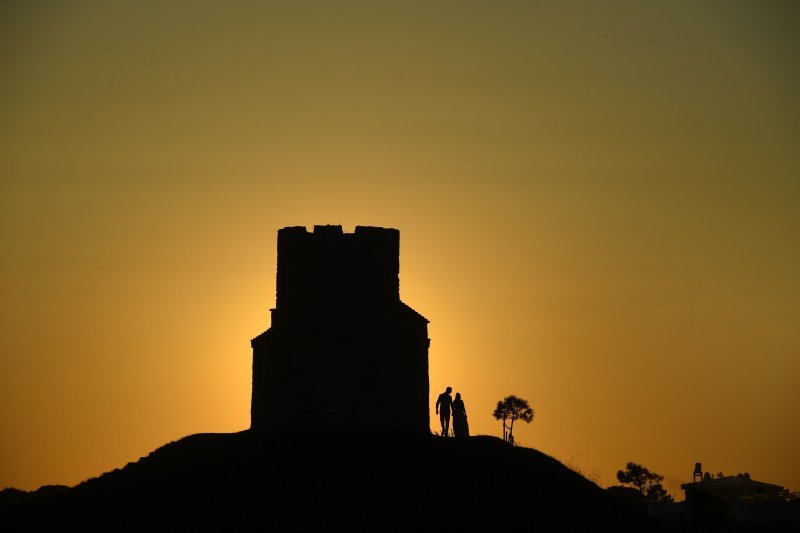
xmin=1 ymin=1 xmax=798 ymax=497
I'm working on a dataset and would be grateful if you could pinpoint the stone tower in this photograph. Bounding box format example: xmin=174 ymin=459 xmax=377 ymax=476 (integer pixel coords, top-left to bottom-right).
xmin=251 ymin=225 xmax=430 ymax=433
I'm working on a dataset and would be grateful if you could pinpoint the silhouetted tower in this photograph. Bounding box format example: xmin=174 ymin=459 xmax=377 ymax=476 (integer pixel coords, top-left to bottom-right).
xmin=693 ymin=463 xmax=703 ymax=483
xmin=251 ymin=225 xmax=430 ymax=433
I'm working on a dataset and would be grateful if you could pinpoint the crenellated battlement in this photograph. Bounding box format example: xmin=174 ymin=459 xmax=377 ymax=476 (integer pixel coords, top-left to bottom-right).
xmin=276 ymin=225 xmax=400 ymax=310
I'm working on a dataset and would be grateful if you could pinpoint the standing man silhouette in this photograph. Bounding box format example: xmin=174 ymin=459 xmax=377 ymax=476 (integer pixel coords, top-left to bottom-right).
xmin=435 ymin=386 xmax=453 ymax=437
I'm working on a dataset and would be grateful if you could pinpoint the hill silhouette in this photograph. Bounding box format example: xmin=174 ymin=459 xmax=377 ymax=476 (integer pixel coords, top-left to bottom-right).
xmin=1 ymin=430 xmax=672 ymax=531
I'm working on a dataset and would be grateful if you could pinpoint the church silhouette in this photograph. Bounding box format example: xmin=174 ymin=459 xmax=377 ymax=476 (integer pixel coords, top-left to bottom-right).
xmin=250 ymin=225 xmax=430 ymax=433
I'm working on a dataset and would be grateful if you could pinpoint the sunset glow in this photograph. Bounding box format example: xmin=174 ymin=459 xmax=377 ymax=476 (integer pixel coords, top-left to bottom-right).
xmin=1 ymin=1 xmax=798 ymax=498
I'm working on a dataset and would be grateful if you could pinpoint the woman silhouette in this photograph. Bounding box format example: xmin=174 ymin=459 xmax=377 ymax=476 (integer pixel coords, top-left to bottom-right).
xmin=452 ymin=392 xmax=469 ymax=438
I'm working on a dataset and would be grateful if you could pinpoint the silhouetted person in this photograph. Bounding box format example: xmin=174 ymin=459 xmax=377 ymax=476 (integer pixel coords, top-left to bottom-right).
xmin=435 ymin=387 xmax=453 ymax=436
xmin=452 ymin=392 xmax=469 ymax=438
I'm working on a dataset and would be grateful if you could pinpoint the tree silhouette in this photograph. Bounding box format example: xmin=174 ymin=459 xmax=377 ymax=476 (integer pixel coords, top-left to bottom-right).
xmin=616 ymin=462 xmax=674 ymax=505
xmin=492 ymin=395 xmax=533 ymax=444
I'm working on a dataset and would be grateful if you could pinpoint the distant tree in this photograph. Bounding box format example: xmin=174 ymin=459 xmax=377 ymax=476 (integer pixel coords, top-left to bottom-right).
xmin=716 ymin=472 xmax=724 ymax=478
xmin=616 ymin=462 xmax=674 ymax=505
xmin=492 ymin=395 xmax=533 ymax=444
xmin=645 ymin=483 xmax=673 ymax=506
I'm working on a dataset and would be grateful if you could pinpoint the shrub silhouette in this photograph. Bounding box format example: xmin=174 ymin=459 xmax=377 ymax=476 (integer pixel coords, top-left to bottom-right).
xmin=616 ymin=462 xmax=674 ymax=505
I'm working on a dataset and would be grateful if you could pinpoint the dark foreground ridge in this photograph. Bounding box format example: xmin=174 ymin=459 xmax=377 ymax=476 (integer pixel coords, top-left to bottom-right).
xmin=1 ymin=431 xmax=670 ymax=531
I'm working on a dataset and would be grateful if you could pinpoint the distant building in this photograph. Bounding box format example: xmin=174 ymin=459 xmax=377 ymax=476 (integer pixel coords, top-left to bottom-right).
xmin=681 ymin=473 xmax=785 ymax=504
xmin=250 ymin=225 xmax=430 ymax=433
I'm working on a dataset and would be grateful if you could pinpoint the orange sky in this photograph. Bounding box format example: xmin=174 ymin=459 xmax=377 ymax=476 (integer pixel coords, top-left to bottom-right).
xmin=1 ymin=1 xmax=798 ymax=497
